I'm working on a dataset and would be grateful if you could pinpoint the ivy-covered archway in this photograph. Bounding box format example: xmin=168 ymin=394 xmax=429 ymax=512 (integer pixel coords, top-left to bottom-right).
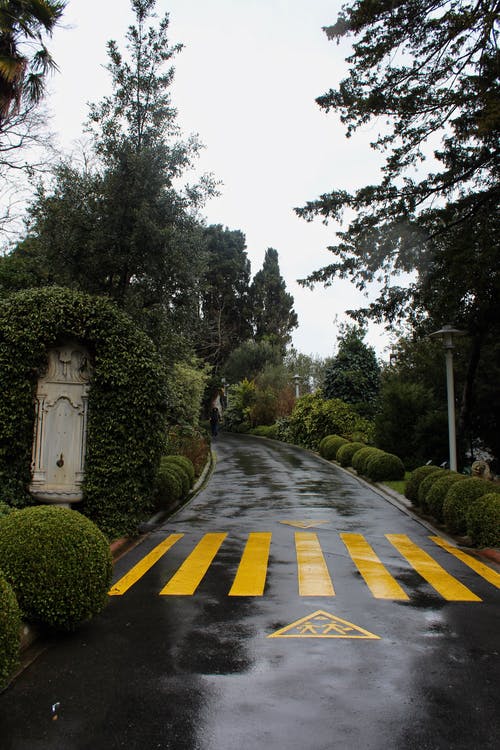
xmin=0 ymin=287 xmax=168 ymax=538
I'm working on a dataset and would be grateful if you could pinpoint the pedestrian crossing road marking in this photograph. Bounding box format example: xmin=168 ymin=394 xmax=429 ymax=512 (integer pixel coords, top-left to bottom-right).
xmin=268 ymin=610 xmax=380 ymax=639
xmin=109 ymin=533 xmax=498 ymax=601
xmin=280 ymin=520 xmax=328 ymax=529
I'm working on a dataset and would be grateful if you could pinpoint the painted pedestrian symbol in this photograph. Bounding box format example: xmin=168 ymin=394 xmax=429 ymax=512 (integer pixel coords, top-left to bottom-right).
xmin=268 ymin=610 xmax=380 ymax=639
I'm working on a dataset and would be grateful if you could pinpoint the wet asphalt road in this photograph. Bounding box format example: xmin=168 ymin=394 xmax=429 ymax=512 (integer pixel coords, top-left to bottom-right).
xmin=1 ymin=433 xmax=499 ymax=750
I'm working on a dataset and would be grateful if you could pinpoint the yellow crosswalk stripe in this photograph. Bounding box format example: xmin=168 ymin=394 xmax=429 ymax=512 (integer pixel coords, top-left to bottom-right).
xmin=430 ymin=536 xmax=500 ymax=588
xmin=229 ymin=532 xmax=272 ymax=596
xmin=160 ymin=533 xmax=227 ymax=595
xmin=386 ymin=534 xmax=481 ymax=601
xmin=109 ymin=533 xmax=184 ymax=596
xmin=295 ymin=532 xmax=335 ymax=596
xmin=340 ymin=533 xmax=409 ymax=600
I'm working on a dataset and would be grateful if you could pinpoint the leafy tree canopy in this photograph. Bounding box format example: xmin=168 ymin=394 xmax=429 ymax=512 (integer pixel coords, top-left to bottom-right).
xmin=298 ymin=0 xmax=499 ymax=310
xmin=0 ymin=0 xmax=65 ymax=123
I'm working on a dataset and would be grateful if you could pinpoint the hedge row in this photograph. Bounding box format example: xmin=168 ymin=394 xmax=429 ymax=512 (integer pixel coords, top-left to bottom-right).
xmin=405 ymin=466 xmax=500 ymax=547
xmin=0 ymin=506 xmax=112 ymax=689
xmin=319 ymin=437 xmax=405 ymax=481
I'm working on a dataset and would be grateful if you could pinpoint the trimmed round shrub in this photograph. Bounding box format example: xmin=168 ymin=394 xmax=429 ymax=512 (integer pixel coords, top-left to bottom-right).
xmin=0 ymin=506 xmax=112 ymax=631
xmin=425 ymin=473 xmax=466 ymax=522
xmin=336 ymin=442 xmax=366 ymax=467
xmin=443 ymin=478 xmax=500 ymax=534
xmin=417 ymin=468 xmax=449 ymax=510
xmin=156 ymin=465 xmax=183 ymax=509
xmin=161 ymin=455 xmax=195 ymax=484
xmin=466 ymin=493 xmax=500 ymax=548
xmin=405 ymin=465 xmax=442 ymax=506
xmin=366 ymin=452 xmax=405 ymax=482
xmin=160 ymin=459 xmax=190 ymax=495
xmin=352 ymin=447 xmax=384 ymax=475
xmin=319 ymin=435 xmax=349 ymax=460
xmin=0 ymin=569 xmax=21 ymax=690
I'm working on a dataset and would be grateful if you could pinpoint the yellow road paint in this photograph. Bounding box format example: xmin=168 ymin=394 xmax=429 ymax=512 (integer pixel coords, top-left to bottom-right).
xmin=295 ymin=532 xmax=335 ymax=596
xmin=386 ymin=534 xmax=481 ymax=601
xmin=280 ymin=520 xmax=328 ymax=529
xmin=268 ymin=610 xmax=380 ymax=639
xmin=430 ymin=536 xmax=500 ymax=588
xmin=108 ymin=533 xmax=184 ymax=596
xmin=229 ymin=532 xmax=272 ymax=596
xmin=160 ymin=533 xmax=227 ymax=595
xmin=340 ymin=533 xmax=409 ymax=600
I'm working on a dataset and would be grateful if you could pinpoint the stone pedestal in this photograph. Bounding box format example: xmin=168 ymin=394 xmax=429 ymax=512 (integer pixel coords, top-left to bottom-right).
xmin=30 ymin=343 xmax=92 ymax=507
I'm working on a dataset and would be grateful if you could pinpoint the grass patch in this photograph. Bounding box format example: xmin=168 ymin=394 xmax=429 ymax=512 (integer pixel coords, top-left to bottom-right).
xmin=382 ymin=472 xmax=411 ymax=495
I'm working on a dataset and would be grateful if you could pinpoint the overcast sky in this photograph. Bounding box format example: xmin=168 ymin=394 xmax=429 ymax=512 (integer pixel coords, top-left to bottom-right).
xmin=47 ymin=0 xmax=395 ymax=359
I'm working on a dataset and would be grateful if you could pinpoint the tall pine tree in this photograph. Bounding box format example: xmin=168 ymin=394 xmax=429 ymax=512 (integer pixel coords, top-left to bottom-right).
xmin=250 ymin=248 xmax=298 ymax=353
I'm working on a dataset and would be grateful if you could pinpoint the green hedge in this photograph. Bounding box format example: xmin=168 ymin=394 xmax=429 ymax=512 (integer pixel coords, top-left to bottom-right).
xmin=0 ymin=287 xmax=168 ymax=539
xmin=160 ymin=458 xmax=190 ymax=495
xmin=417 ymin=468 xmax=449 ymax=510
xmin=336 ymin=442 xmax=366 ymax=467
xmin=249 ymin=424 xmax=279 ymax=440
xmin=0 ymin=506 xmax=112 ymax=631
xmin=366 ymin=452 xmax=405 ymax=482
xmin=405 ymin=465 xmax=442 ymax=506
xmin=161 ymin=455 xmax=195 ymax=484
xmin=466 ymin=493 xmax=500 ymax=548
xmin=443 ymin=478 xmax=500 ymax=534
xmin=352 ymin=447 xmax=384 ymax=475
xmin=0 ymin=569 xmax=21 ymax=690
xmin=319 ymin=435 xmax=349 ymax=460
xmin=156 ymin=465 xmax=184 ymax=510
xmin=425 ymin=473 xmax=466 ymax=522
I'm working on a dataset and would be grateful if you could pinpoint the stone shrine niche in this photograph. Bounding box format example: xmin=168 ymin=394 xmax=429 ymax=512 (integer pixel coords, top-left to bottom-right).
xmin=30 ymin=342 xmax=92 ymax=506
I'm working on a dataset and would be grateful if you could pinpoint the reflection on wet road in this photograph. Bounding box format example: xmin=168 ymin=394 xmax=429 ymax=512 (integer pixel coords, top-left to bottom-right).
xmin=1 ymin=433 xmax=499 ymax=750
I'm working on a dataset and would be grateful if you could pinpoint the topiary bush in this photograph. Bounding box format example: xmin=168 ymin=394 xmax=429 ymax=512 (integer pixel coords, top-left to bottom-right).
xmin=443 ymin=478 xmax=500 ymax=534
xmin=160 ymin=458 xmax=190 ymax=495
xmin=466 ymin=493 xmax=500 ymax=548
xmin=155 ymin=465 xmax=183 ymax=510
xmin=405 ymin=465 xmax=442 ymax=506
xmin=425 ymin=473 xmax=466 ymax=523
xmin=0 ymin=506 xmax=112 ymax=631
xmin=351 ymin=447 xmax=384 ymax=475
xmin=366 ymin=452 xmax=405 ymax=482
xmin=0 ymin=287 xmax=168 ymax=539
xmin=319 ymin=435 xmax=349 ymax=460
xmin=0 ymin=569 xmax=21 ymax=690
xmin=417 ymin=468 xmax=449 ymax=510
xmin=0 ymin=502 xmax=13 ymax=519
xmin=161 ymin=455 xmax=195 ymax=485
xmin=336 ymin=441 xmax=366 ymax=467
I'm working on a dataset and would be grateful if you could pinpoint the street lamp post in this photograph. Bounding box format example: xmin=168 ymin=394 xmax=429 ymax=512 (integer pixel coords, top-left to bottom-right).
xmin=429 ymin=325 xmax=465 ymax=472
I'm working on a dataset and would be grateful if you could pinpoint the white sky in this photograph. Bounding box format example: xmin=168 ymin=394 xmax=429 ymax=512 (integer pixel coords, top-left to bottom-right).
xmin=46 ymin=0 xmax=398 ymax=359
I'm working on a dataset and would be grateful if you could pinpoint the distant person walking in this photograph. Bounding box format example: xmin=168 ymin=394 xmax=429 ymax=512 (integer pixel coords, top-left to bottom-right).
xmin=210 ymin=407 xmax=221 ymax=438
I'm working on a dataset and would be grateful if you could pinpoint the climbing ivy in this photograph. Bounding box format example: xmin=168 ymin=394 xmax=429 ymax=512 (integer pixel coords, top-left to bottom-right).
xmin=0 ymin=287 xmax=168 ymax=538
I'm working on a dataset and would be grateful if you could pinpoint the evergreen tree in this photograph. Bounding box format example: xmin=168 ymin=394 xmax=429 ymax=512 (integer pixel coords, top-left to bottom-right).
xmin=3 ymin=0 xmax=215 ymax=355
xmin=199 ymin=225 xmax=252 ymax=370
xmin=250 ymin=248 xmax=298 ymax=353
xmin=299 ymin=0 xmax=498 ymax=301
xmin=323 ymin=325 xmax=380 ymax=416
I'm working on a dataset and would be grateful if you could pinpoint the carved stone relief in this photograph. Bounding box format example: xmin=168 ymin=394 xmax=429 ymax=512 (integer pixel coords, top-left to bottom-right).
xmin=30 ymin=342 xmax=92 ymax=506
